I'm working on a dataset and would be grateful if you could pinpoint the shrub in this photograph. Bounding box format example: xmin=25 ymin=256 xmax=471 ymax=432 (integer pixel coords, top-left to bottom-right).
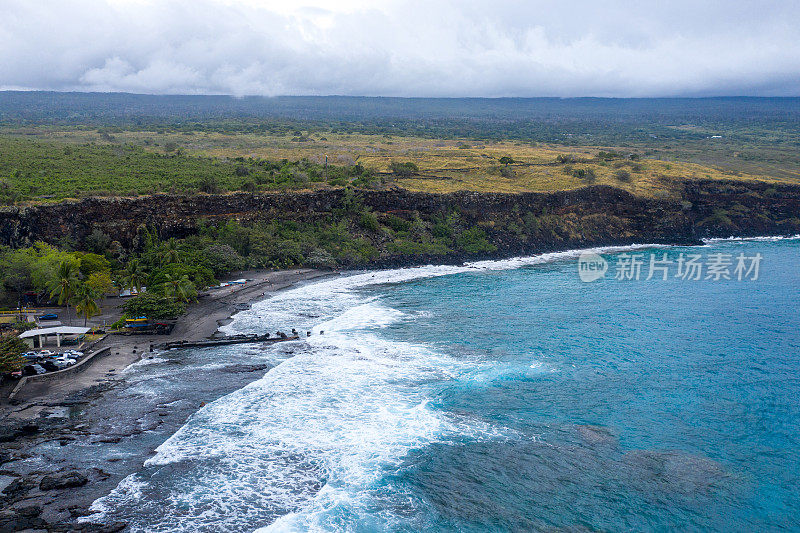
xmin=389 ymin=161 xmax=419 ymax=178
xmin=148 ymin=263 xmax=216 ymax=292
xmin=78 ymin=253 xmax=111 ymax=277
xmin=615 ymin=170 xmax=632 ymax=182
xmin=359 ymin=211 xmax=380 ymax=232
xmin=122 ymin=292 xmax=186 ymax=319
xmin=0 ymin=335 xmax=26 ymax=373
xmin=597 ymin=151 xmax=621 ymax=160
xmin=198 ymin=175 xmax=222 ymax=194
xmin=384 ymin=214 xmax=411 ymax=232
xmin=456 ymin=227 xmax=496 ymax=254
xmin=84 ymin=229 xmax=111 ymax=254
xmin=305 ymin=248 xmax=336 ymax=268
xmin=431 ymin=221 xmax=452 ymax=239
xmin=202 ymin=244 xmax=245 ymax=276
xmin=13 ymin=321 xmax=36 ymax=332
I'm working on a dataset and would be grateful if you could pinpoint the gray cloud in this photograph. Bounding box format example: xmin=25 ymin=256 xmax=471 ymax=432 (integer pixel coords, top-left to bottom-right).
xmin=1 ymin=0 xmax=799 ymax=97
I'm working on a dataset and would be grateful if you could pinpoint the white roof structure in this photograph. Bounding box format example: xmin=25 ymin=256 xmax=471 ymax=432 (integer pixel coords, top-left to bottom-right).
xmin=19 ymin=326 xmax=90 ymax=338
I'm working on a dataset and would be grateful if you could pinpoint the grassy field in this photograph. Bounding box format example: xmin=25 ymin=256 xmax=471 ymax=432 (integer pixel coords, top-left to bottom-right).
xmin=1 ymin=128 xmax=795 ymax=202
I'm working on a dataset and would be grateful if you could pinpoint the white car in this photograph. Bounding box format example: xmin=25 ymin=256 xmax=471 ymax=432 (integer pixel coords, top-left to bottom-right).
xmin=38 ymin=350 xmax=55 ymax=357
xmin=52 ymin=356 xmax=77 ymax=369
xmin=64 ymin=350 xmax=84 ymax=357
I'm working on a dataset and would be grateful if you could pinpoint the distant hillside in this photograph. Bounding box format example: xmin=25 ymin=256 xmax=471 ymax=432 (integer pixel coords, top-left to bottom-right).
xmin=2 ymin=92 xmax=799 ymax=142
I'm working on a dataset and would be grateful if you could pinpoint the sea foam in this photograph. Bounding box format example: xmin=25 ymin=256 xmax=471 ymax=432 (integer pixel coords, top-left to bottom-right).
xmin=90 ymin=244 xmax=667 ymax=531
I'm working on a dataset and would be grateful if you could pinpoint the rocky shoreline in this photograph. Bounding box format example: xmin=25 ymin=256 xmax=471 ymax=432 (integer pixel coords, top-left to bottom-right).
xmin=0 ymin=268 xmax=332 ymax=532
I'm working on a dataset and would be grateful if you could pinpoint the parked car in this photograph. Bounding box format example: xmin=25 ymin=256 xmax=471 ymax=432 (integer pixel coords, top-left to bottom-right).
xmin=38 ymin=313 xmax=58 ymax=320
xmin=64 ymin=350 xmax=84 ymax=357
xmin=37 ymin=350 xmax=55 ymax=357
xmin=10 ymin=370 xmax=22 ymax=379
xmin=40 ymin=360 xmax=59 ymax=372
xmin=23 ymin=364 xmax=47 ymax=376
xmin=52 ymin=357 xmax=76 ymax=369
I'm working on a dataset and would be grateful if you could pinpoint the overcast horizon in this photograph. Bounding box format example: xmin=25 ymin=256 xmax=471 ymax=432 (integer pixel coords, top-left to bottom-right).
xmin=2 ymin=0 xmax=799 ymax=98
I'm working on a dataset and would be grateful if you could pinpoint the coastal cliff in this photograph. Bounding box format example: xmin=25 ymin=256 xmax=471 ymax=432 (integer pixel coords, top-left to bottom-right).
xmin=2 ymin=181 xmax=799 ymax=265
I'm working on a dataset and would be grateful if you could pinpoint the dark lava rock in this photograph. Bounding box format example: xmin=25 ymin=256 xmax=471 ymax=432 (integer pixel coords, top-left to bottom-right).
xmin=15 ymin=505 xmax=42 ymax=518
xmin=0 ymin=506 xmax=46 ymax=532
xmin=69 ymin=521 xmax=128 ymax=532
xmin=220 ymin=363 xmax=271 ymax=374
xmin=68 ymin=506 xmax=95 ymax=518
xmin=1 ymin=477 xmax=33 ymax=499
xmin=20 ymin=424 xmax=39 ymax=436
xmin=39 ymin=471 xmax=88 ymax=491
xmin=0 ymin=428 xmax=20 ymax=443
xmin=0 ymin=512 xmax=48 ymax=532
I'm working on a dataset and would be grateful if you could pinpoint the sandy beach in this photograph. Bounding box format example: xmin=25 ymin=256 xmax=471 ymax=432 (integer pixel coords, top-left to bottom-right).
xmin=0 ymin=267 xmax=334 ymax=530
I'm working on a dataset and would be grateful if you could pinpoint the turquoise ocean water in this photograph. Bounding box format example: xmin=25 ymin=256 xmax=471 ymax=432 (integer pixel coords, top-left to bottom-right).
xmin=89 ymin=237 xmax=800 ymax=532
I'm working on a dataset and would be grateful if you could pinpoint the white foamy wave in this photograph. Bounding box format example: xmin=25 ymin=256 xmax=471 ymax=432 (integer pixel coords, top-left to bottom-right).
xmin=465 ymin=244 xmax=663 ymax=271
xmin=223 ymin=243 xmax=665 ymax=337
xmin=464 ymin=359 xmax=556 ymax=385
xmin=121 ymin=357 xmax=168 ymax=373
xmin=94 ymin=330 xmax=503 ymax=532
xmin=702 ymin=234 xmax=800 ymax=244
xmin=94 ymin=243 xmax=666 ymax=531
xmin=313 ymin=302 xmax=404 ymax=334
xmin=84 ymin=473 xmax=146 ymax=521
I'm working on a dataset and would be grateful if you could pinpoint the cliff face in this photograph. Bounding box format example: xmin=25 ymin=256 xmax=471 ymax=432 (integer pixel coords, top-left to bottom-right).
xmin=2 ymin=182 xmax=799 ymax=263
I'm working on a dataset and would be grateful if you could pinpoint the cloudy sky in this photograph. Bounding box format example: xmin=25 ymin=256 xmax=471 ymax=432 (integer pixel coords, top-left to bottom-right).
xmin=1 ymin=0 xmax=799 ymax=97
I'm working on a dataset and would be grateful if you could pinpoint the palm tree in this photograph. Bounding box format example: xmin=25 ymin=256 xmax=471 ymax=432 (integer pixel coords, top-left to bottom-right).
xmin=161 ymin=273 xmax=196 ymax=303
xmin=122 ymin=259 xmax=147 ymax=294
xmin=74 ymin=286 xmax=101 ymax=327
xmin=159 ymin=238 xmax=182 ymax=265
xmin=49 ymin=260 xmax=79 ymax=325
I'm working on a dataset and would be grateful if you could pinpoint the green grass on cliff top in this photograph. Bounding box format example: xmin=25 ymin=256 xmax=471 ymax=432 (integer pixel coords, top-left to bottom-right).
xmin=0 ymin=131 xmax=795 ymax=203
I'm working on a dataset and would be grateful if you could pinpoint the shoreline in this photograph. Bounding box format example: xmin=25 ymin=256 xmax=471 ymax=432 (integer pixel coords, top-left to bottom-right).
xmin=0 ymin=267 xmax=336 ymax=530
xmin=2 ymin=268 xmax=335 ymax=415
xmin=0 ymin=235 xmax=795 ymax=530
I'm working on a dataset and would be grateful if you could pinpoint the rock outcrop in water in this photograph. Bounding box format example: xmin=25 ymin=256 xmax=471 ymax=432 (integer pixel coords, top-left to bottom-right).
xmin=2 ymin=181 xmax=799 ymax=264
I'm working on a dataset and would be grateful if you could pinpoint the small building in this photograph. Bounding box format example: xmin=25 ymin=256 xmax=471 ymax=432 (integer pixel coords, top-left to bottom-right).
xmin=19 ymin=326 xmax=91 ymax=348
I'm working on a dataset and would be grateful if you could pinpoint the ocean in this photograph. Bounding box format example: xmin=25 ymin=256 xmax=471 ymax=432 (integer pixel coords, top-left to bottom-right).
xmin=87 ymin=237 xmax=800 ymax=532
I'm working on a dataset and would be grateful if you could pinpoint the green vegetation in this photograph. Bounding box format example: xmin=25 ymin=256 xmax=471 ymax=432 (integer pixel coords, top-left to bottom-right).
xmin=389 ymin=161 xmax=419 ymax=178
xmin=121 ymin=293 xmax=186 ymax=320
xmin=0 ymin=334 xmax=26 ymax=373
xmin=0 ymin=93 xmax=797 ymax=329
xmin=0 ymin=190 xmax=506 ymax=321
xmin=0 ymin=137 xmax=379 ymax=201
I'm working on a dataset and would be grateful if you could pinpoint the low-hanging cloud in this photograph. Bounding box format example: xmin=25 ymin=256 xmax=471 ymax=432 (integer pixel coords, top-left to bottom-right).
xmin=1 ymin=0 xmax=799 ymax=97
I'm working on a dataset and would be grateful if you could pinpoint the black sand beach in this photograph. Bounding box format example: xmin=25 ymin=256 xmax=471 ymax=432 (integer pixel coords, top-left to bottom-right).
xmin=0 ymin=268 xmax=333 ymax=531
